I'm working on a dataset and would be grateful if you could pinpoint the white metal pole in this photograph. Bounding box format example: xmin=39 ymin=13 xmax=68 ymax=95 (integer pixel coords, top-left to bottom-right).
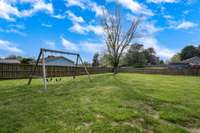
xmin=42 ymin=50 xmax=47 ymax=90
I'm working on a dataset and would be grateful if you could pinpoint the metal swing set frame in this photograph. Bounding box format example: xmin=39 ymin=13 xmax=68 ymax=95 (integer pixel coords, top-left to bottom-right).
xmin=27 ymin=48 xmax=90 ymax=90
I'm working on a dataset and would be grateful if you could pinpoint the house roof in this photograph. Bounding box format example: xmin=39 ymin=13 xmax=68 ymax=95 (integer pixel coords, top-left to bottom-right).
xmin=0 ymin=59 xmax=20 ymax=64
xmin=45 ymin=56 xmax=74 ymax=64
xmin=181 ymin=56 xmax=200 ymax=65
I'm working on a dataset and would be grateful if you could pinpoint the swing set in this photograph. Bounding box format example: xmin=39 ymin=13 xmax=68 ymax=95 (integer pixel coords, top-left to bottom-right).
xmin=27 ymin=48 xmax=90 ymax=90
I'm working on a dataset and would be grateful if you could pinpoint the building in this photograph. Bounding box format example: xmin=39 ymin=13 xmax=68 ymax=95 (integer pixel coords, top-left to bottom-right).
xmin=169 ymin=56 xmax=200 ymax=69
xmin=43 ymin=56 xmax=74 ymax=66
xmin=0 ymin=59 xmax=20 ymax=64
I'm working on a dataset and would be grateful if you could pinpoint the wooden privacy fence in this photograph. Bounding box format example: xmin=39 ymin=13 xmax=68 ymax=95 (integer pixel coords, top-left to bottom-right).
xmin=0 ymin=63 xmax=112 ymax=79
xmin=119 ymin=68 xmax=200 ymax=76
xmin=1 ymin=63 xmax=200 ymax=79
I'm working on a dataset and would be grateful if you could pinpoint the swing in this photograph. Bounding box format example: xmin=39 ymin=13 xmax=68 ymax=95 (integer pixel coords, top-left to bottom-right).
xmin=28 ymin=48 xmax=91 ymax=90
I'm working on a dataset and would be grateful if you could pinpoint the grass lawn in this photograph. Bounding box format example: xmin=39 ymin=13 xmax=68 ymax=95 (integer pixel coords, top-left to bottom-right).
xmin=0 ymin=73 xmax=200 ymax=133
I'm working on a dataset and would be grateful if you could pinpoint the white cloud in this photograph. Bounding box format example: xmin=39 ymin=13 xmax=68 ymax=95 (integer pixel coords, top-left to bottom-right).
xmin=0 ymin=0 xmax=53 ymax=21
xmin=66 ymin=10 xmax=103 ymax=35
xmin=66 ymin=10 xmax=103 ymax=36
xmin=139 ymin=36 xmax=176 ymax=59
xmin=9 ymin=24 xmax=26 ymax=30
xmin=21 ymin=1 xmax=53 ymax=17
xmin=52 ymin=14 xmax=66 ymax=19
xmin=44 ymin=40 xmax=55 ymax=49
xmin=0 ymin=39 xmax=23 ymax=53
xmin=0 ymin=1 xmax=21 ymax=21
xmin=147 ymin=0 xmax=179 ymax=3
xmin=69 ymin=23 xmax=104 ymax=36
xmin=163 ymin=15 xmax=173 ymax=19
xmin=139 ymin=22 xmax=163 ymax=35
xmin=67 ymin=10 xmax=85 ymax=23
xmin=167 ymin=20 xmax=198 ymax=30
xmin=60 ymin=36 xmax=104 ymax=54
xmin=41 ymin=23 xmax=52 ymax=28
xmin=107 ymin=0 xmax=153 ymax=16
xmin=116 ymin=12 xmax=174 ymax=59
xmin=86 ymin=25 xmax=104 ymax=35
xmin=175 ymin=21 xmax=197 ymax=29
xmin=69 ymin=23 xmax=87 ymax=34
xmin=80 ymin=41 xmax=104 ymax=53
xmin=0 ymin=28 xmax=26 ymax=36
xmin=66 ymin=0 xmax=86 ymax=9
xmin=66 ymin=0 xmax=106 ymax=17
xmin=136 ymin=21 xmax=175 ymax=59
xmin=88 ymin=2 xmax=105 ymax=16
xmin=61 ymin=37 xmax=78 ymax=52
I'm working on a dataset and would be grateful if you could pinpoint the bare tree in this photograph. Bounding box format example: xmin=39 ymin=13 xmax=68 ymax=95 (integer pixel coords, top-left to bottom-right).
xmin=102 ymin=8 xmax=140 ymax=74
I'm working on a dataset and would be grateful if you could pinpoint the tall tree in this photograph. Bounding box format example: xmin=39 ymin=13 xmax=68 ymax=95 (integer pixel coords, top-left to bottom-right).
xmin=171 ymin=53 xmax=181 ymax=62
xmin=180 ymin=45 xmax=200 ymax=60
xmin=144 ymin=48 xmax=158 ymax=65
xmin=102 ymin=8 xmax=139 ymax=74
xmin=124 ymin=44 xmax=147 ymax=67
xmin=92 ymin=53 xmax=100 ymax=67
xmin=99 ymin=54 xmax=112 ymax=67
xmin=20 ymin=58 xmax=34 ymax=64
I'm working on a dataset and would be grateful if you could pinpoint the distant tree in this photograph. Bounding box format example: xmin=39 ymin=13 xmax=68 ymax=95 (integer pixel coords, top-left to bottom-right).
xmin=160 ymin=60 xmax=164 ymax=64
xmin=83 ymin=61 xmax=91 ymax=67
xmin=124 ymin=44 xmax=147 ymax=67
xmin=171 ymin=53 xmax=181 ymax=62
xmin=92 ymin=53 xmax=100 ymax=67
xmin=16 ymin=56 xmax=23 ymax=61
xmin=102 ymin=7 xmax=140 ymax=74
xmin=180 ymin=45 xmax=200 ymax=60
xmin=144 ymin=48 xmax=158 ymax=65
xmin=20 ymin=58 xmax=34 ymax=64
xmin=99 ymin=54 xmax=111 ymax=67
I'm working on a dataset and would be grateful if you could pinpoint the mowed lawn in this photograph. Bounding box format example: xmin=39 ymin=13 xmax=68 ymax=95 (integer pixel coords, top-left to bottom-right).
xmin=0 ymin=74 xmax=200 ymax=133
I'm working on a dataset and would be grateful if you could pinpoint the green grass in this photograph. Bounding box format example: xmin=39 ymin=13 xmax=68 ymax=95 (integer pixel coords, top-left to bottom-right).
xmin=0 ymin=73 xmax=200 ymax=133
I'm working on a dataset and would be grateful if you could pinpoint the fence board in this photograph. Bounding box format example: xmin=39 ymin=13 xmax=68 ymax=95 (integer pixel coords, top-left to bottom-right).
xmin=0 ymin=63 xmax=112 ymax=79
xmin=119 ymin=68 xmax=200 ymax=76
xmin=0 ymin=63 xmax=200 ymax=79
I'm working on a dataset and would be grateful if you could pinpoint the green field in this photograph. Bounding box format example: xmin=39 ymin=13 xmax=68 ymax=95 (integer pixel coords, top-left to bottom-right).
xmin=0 ymin=74 xmax=200 ymax=133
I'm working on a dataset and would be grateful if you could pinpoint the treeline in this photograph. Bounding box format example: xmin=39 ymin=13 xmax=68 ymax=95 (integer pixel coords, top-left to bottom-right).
xmin=171 ymin=45 xmax=200 ymax=62
xmin=92 ymin=44 xmax=164 ymax=68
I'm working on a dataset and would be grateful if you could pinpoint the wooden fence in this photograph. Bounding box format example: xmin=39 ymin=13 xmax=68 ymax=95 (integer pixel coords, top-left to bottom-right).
xmin=119 ymin=68 xmax=200 ymax=76
xmin=0 ymin=63 xmax=112 ymax=79
xmin=0 ymin=63 xmax=200 ymax=79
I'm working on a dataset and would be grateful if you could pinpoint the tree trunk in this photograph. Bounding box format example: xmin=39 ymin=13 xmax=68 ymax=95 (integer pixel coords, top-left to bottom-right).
xmin=113 ymin=66 xmax=118 ymax=74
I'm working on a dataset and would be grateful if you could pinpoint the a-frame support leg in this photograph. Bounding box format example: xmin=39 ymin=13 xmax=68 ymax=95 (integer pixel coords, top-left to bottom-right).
xmin=28 ymin=50 xmax=42 ymax=85
xmin=78 ymin=55 xmax=91 ymax=81
xmin=42 ymin=50 xmax=47 ymax=90
xmin=73 ymin=54 xmax=79 ymax=79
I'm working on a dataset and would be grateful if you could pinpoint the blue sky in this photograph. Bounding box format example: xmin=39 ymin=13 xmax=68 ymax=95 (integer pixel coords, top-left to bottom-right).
xmin=0 ymin=0 xmax=200 ymax=62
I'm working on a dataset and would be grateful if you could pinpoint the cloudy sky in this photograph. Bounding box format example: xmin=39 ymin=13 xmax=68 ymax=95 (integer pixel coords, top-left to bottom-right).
xmin=0 ymin=0 xmax=200 ymax=61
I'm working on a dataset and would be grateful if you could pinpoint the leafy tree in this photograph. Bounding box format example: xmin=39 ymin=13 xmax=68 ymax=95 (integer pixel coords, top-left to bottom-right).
xmin=160 ymin=60 xmax=164 ymax=64
xmin=171 ymin=53 xmax=181 ymax=62
xmin=124 ymin=44 xmax=162 ymax=67
xmin=180 ymin=45 xmax=200 ymax=60
xmin=92 ymin=53 xmax=100 ymax=67
xmin=102 ymin=8 xmax=139 ymax=74
xmin=124 ymin=44 xmax=147 ymax=67
xmin=20 ymin=58 xmax=34 ymax=64
xmin=144 ymin=48 xmax=158 ymax=65
xmin=99 ymin=54 xmax=111 ymax=67
xmin=83 ymin=61 xmax=91 ymax=67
